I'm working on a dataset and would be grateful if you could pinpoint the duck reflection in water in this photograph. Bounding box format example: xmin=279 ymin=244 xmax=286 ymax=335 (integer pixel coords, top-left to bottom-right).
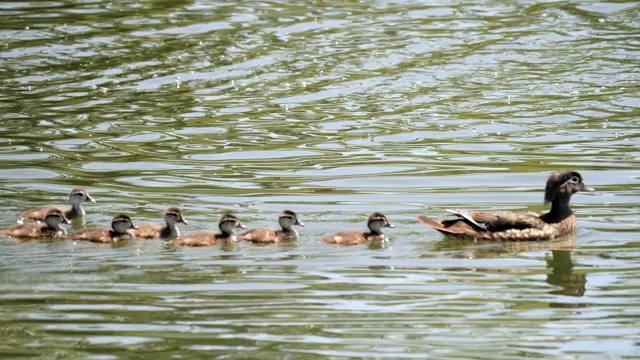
xmin=546 ymin=250 xmax=586 ymax=297
xmin=432 ymin=235 xmax=577 ymax=259
xmin=432 ymin=236 xmax=586 ymax=298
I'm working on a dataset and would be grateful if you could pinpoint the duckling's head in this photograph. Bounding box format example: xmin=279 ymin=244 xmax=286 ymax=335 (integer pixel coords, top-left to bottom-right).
xmin=44 ymin=209 xmax=71 ymax=227
xmin=367 ymin=212 xmax=395 ymax=234
xmin=278 ymin=210 xmax=304 ymax=229
xmin=111 ymin=214 xmax=138 ymax=234
xmin=218 ymin=214 xmax=245 ymax=234
xmin=69 ymin=187 xmax=96 ymax=205
xmin=544 ymin=171 xmax=595 ymax=204
xmin=165 ymin=207 xmax=188 ymax=225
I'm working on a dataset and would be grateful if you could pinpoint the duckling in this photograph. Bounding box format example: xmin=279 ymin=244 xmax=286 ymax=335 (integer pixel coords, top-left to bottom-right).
xmin=0 ymin=208 xmax=71 ymax=238
xmin=171 ymin=214 xmax=245 ymax=247
xmin=65 ymin=214 xmax=137 ymax=243
xmin=239 ymin=210 xmax=304 ymax=244
xmin=130 ymin=207 xmax=188 ymax=239
xmin=417 ymin=171 xmax=595 ymax=241
xmin=319 ymin=212 xmax=396 ymax=245
xmin=22 ymin=187 xmax=96 ymax=222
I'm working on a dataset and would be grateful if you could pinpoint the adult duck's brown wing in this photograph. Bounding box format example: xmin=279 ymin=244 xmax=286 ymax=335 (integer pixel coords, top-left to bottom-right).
xmin=446 ymin=209 xmax=545 ymax=232
xmin=417 ymin=215 xmax=481 ymax=239
xmin=418 ymin=209 xmax=546 ymax=240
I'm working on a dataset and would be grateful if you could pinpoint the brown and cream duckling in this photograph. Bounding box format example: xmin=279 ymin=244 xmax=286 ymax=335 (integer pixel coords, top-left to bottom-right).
xmin=239 ymin=210 xmax=304 ymax=244
xmin=22 ymin=187 xmax=96 ymax=222
xmin=130 ymin=207 xmax=188 ymax=239
xmin=171 ymin=214 xmax=245 ymax=247
xmin=319 ymin=212 xmax=396 ymax=245
xmin=0 ymin=208 xmax=71 ymax=238
xmin=417 ymin=171 xmax=595 ymax=241
xmin=64 ymin=214 xmax=138 ymax=243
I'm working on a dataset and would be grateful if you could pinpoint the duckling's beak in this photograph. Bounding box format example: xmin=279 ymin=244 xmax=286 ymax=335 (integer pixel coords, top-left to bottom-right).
xmin=386 ymin=223 xmax=396 ymax=228
xmin=62 ymin=218 xmax=72 ymax=225
xmin=295 ymin=220 xmax=305 ymax=227
xmin=86 ymin=196 xmax=96 ymax=203
xmin=130 ymin=224 xmax=139 ymax=229
xmin=237 ymin=223 xmax=246 ymax=229
xmin=180 ymin=218 xmax=189 ymax=225
xmin=581 ymin=184 xmax=595 ymax=192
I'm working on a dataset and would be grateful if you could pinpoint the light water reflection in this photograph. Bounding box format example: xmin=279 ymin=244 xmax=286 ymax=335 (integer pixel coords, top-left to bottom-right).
xmin=0 ymin=0 xmax=639 ymax=358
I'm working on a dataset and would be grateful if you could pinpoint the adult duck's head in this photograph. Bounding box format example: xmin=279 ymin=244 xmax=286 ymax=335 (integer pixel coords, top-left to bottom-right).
xmin=544 ymin=171 xmax=595 ymax=205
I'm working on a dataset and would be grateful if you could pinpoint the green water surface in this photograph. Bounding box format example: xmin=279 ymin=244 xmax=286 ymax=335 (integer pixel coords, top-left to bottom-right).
xmin=0 ymin=0 xmax=639 ymax=359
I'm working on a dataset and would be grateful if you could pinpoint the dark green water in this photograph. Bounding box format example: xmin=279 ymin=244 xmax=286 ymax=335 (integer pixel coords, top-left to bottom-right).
xmin=1 ymin=0 xmax=639 ymax=358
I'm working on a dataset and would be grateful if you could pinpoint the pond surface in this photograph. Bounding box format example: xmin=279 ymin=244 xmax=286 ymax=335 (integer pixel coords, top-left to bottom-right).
xmin=1 ymin=0 xmax=639 ymax=358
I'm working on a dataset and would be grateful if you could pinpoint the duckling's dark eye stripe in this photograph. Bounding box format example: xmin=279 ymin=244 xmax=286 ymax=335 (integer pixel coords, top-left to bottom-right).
xmin=113 ymin=220 xmax=130 ymax=224
xmin=167 ymin=212 xmax=180 ymax=218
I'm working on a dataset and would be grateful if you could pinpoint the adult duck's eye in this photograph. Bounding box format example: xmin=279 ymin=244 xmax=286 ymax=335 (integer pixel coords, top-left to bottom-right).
xmin=570 ymin=176 xmax=579 ymax=183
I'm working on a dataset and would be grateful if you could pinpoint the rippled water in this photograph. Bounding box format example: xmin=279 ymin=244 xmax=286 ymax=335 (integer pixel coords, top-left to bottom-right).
xmin=1 ymin=0 xmax=639 ymax=358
